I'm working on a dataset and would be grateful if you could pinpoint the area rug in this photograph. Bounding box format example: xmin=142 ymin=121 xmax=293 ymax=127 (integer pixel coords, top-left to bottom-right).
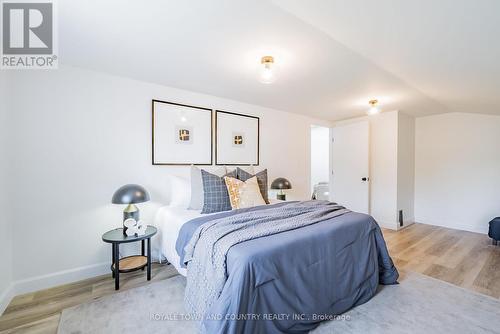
xmin=58 ymin=271 xmax=500 ymax=334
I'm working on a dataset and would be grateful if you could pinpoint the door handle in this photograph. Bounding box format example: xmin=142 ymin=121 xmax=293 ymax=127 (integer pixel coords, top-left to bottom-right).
xmin=361 ymin=177 xmax=369 ymax=182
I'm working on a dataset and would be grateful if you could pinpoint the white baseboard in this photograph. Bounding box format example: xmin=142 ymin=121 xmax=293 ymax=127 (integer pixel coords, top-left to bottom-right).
xmin=378 ymin=218 xmax=415 ymax=231
xmin=397 ymin=220 xmax=415 ymax=230
xmin=0 ymin=262 xmax=109 ymax=316
xmin=378 ymin=220 xmax=398 ymax=230
xmin=0 ymin=284 xmax=15 ymax=316
xmin=416 ymin=220 xmax=487 ymax=235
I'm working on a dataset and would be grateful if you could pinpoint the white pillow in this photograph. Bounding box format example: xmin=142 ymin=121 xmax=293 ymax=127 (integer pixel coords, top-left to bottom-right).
xmin=224 ymin=176 xmax=266 ymax=209
xmin=169 ymin=175 xmax=191 ymax=208
xmin=239 ymin=176 xmax=266 ymax=208
xmin=189 ymin=165 xmax=226 ymax=210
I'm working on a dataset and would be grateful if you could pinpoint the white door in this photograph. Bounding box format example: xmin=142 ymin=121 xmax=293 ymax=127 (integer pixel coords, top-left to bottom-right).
xmin=330 ymin=121 xmax=369 ymax=213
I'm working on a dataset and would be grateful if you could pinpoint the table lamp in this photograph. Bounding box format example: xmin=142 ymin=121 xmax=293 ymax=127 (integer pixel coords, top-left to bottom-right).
xmin=271 ymin=178 xmax=292 ymax=201
xmin=112 ymin=184 xmax=150 ymax=235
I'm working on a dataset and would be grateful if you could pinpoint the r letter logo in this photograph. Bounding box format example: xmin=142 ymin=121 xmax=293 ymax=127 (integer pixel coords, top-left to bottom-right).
xmin=1 ymin=1 xmax=57 ymax=69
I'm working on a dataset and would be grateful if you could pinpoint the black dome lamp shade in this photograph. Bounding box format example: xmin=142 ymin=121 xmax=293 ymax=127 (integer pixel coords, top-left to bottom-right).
xmin=112 ymin=184 xmax=150 ymax=235
xmin=271 ymin=178 xmax=292 ymax=201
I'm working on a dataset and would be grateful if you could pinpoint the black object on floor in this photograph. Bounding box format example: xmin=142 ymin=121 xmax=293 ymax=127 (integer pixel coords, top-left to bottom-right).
xmin=488 ymin=217 xmax=500 ymax=246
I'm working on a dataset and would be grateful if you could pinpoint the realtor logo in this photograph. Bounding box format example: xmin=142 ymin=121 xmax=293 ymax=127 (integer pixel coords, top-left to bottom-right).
xmin=1 ymin=0 xmax=58 ymax=69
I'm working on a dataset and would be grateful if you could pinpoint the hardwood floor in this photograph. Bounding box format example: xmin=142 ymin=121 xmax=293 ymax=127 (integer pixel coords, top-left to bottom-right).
xmin=383 ymin=223 xmax=500 ymax=298
xmin=1 ymin=223 xmax=499 ymax=333
xmin=0 ymin=264 xmax=178 ymax=334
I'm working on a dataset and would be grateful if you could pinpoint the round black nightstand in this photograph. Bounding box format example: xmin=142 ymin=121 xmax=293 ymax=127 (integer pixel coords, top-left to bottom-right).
xmin=102 ymin=226 xmax=157 ymax=290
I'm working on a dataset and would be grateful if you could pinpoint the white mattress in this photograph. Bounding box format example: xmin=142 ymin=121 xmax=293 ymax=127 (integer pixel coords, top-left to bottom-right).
xmin=152 ymin=206 xmax=212 ymax=276
xmin=153 ymin=201 xmax=282 ymax=276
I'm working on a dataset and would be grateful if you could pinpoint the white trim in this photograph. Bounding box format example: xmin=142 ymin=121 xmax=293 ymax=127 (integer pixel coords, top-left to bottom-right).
xmin=378 ymin=219 xmax=415 ymax=231
xmin=417 ymin=220 xmax=487 ymax=235
xmin=14 ymin=262 xmax=110 ymax=295
xmin=377 ymin=220 xmax=398 ymax=230
xmin=0 ymin=284 xmax=15 ymax=316
xmin=397 ymin=221 xmax=415 ymax=230
xmin=0 ymin=262 xmax=109 ymax=316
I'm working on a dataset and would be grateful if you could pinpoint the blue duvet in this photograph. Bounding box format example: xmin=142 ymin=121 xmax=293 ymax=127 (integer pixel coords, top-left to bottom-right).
xmin=176 ymin=202 xmax=398 ymax=333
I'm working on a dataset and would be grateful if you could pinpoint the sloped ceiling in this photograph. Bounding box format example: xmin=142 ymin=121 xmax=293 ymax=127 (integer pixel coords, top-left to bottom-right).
xmin=274 ymin=0 xmax=500 ymax=117
xmin=58 ymin=0 xmax=497 ymax=121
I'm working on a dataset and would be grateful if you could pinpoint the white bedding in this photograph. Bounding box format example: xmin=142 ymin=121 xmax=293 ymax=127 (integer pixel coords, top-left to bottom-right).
xmin=152 ymin=199 xmax=282 ymax=276
xmin=152 ymin=206 xmax=213 ymax=276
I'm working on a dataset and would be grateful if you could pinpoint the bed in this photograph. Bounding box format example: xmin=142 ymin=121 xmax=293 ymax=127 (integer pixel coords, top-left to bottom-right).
xmin=154 ymin=200 xmax=398 ymax=334
xmin=152 ymin=205 xmax=210 ymax=276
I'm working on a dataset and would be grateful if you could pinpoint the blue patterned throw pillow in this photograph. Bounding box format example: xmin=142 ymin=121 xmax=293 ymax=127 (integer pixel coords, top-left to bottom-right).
xmin=237 ymin=168 xmax=269 ymax=204
xmin=201 ymin=169 xmax=236 ymax=214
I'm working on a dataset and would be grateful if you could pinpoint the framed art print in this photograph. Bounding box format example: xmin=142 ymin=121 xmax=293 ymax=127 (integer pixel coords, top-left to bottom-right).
xmin=152 ymin=100 xmax=213 ymax=165
xmin=216 ymin=110 xmax=259 ymax=165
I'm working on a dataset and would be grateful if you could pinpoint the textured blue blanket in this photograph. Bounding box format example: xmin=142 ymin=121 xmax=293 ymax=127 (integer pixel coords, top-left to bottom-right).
xmin=176 ymin=201 xmax=398 ymax=334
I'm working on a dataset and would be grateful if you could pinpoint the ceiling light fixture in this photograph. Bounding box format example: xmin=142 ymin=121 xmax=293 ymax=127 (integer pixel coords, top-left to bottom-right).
xmin=259 ymin=56 xmax=277 ymax=84
xmin=367 ymin=99 xmax=380 ymax=115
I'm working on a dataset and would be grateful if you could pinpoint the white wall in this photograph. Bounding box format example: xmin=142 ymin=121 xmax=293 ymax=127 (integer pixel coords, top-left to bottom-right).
xmin=310 ymin=126 xmax=330 ymax=193
xmin=369 ymin=111 xmax=399 ymax=228
xmin=0 ymin=72 xmax=14 ymax=313
xmin=5 ymin=66 xmax=330 ymax=294
xmin=397 ymin=113 xmax=415 ymax=225
xmin=415 ymin=112 xmax=500 ymax=233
